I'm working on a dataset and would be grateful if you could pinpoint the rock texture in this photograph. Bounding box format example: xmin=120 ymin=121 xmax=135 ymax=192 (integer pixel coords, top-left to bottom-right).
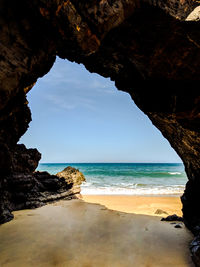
xmin=0 ymin=0 xmax=200 ymax=264
xmin=57 ymin=166 xmax=86 ymax=187
xmin=0 ymin=160 xmax=85 ymax=224
xmin=161 ymin=214 xmax=184 ymax=222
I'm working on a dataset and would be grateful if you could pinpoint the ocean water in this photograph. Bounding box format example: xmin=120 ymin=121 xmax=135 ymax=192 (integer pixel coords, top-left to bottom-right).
xmin=37 ymin=163 xmax=187 ymax=195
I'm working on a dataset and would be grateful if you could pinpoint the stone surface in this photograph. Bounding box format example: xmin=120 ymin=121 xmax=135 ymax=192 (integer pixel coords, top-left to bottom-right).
xmin=190 ymin=235 xmax=200 ymax=266
xmin=0 ymin=163 xmax=84 ymax=223
xmin=161 ymin=214 xmax=184 ymax=222
xmin=12 ymin=144 xmax=41 ymax=173
xmin=56 ymin=166 xmax=86 ymax=186
xmin=186 ymin=6 xmax=200 ymax=21
xmin=0 ymin=0 xmax=200 ymax=264
xmin=175 ymin=224 xmax=183 ymax=228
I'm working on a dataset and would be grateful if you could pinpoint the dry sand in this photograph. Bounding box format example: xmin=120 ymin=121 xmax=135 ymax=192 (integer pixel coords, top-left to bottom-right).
xmin=82 ymin=195 xmax=183 ymax=216
xmin=0 ymin=197 xmax=194 ymax=267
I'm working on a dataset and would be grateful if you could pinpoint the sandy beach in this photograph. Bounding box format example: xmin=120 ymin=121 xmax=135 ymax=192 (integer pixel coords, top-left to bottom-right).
xmin=0 ymin=197 xmax=194 ymax=267
xmin=82 ymin=195 xmax=183 ymax=216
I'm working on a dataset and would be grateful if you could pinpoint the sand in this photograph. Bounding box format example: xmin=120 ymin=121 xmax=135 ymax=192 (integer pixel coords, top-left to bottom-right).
xmin=81 ymin=195 xmax=183 ymax=216
xmin=0 ymin=197 xmax=194 ymax=267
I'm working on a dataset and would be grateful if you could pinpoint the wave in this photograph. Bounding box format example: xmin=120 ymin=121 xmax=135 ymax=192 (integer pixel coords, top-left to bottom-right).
xmin=81 ymin=185 xmax=185 ymax=195
xmin=37 ymin=163 xmax=186 ymax=196
xmin=168 ymin=172 xmax=182 ymax=175
xmin=37 ymin=163 xmax=186 ymax=178
xmin=83 ymin=171 xmax=184 ymax=178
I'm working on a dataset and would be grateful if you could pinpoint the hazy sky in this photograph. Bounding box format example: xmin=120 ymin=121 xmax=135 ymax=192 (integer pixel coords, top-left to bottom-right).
xmin=20 ymin=57 xmax=181 ymax=163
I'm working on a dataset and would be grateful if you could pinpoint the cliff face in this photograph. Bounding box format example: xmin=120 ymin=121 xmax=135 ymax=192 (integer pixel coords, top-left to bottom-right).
xmin=1 ymin=0 xmax=200 ymax=263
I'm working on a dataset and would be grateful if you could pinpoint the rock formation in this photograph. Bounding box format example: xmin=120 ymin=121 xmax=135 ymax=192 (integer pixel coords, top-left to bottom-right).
xmin=0 ymin=157 xmax=85 ymax=224
xmin=0 ymin=0 xmax=200 ymax=264
xmin=57 ymin=166 xmax=86 ymax=187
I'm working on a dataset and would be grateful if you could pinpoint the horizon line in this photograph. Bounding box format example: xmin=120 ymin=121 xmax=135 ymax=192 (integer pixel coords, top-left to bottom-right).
xmin=39 ymin=162 xmax=183 ymax=164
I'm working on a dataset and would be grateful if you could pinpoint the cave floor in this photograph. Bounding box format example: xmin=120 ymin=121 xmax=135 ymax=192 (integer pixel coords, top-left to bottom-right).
xmin=0 ymin=199 xmax=194 ymax=267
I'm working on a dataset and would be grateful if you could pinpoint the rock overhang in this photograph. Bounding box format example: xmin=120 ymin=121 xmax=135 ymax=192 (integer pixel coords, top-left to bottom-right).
xmin=1 ymin=0 xmax=200 ymax=264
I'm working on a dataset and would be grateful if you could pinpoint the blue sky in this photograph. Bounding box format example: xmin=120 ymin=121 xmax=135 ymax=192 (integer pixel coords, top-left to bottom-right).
xmin=20 ymin=57 xmax=181 ymax=163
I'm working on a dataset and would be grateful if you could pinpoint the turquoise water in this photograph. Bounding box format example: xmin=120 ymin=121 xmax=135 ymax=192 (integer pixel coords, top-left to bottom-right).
xmin=37 ymin=163 xmax=187 ymax=195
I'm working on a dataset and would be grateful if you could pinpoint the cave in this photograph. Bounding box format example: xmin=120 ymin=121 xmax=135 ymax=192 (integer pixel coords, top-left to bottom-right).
xmin=1 ymin=0 xmax=200 ymax=265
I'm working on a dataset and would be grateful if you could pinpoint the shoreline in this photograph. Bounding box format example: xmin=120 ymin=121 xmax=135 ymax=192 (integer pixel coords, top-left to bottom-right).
xmin=81 ymin=193 xmax=183 ymax=197
xmin=81 ymin=194 xmax=183 ymax=216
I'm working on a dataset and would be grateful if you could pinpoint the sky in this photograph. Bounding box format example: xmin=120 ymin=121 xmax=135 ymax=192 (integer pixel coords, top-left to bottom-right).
xmin=20 ymin=57 xmax=181 ymax=163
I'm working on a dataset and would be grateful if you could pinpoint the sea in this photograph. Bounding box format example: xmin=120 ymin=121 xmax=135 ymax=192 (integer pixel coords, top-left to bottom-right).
xmin=37 ymin=163 xmax=187 ymax=196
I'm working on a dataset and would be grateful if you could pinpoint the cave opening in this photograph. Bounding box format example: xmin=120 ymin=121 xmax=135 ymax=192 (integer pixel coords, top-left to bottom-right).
xmin=19 ymin=57 xmax=187 ymax=201
xmin=1 ymin=0 xmax=200 ymax=264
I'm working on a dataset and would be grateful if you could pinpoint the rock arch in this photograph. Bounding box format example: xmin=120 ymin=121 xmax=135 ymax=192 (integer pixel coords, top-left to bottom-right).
xmin=1 ymin=0 xmax=200 ymax=262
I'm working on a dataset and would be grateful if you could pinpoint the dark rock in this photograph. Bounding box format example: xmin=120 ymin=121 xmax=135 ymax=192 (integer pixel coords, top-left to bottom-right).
xmin=161 ymin=214 xmax=184 ymax=222
xmin=181 ymin=179 xmax=200 ymax=235
xmin=0 ymin=3 xmax=200 ymax=266
xmin=174 ymin=224 xmax=182 ymax=228
xmin=193 ymin=226 xmax=200 ymax=236
xmin=0 ymin=2 xmax=200 ymax=228
xmin=0 ymin=166 xmax=85 ymax=224
xmin=12 ymin=144 xmax=41 ymax=173
xmin=0 ymin=208 xmax=14 ymax=224
xmin=190 ymin=235 xmax=200 ymax=267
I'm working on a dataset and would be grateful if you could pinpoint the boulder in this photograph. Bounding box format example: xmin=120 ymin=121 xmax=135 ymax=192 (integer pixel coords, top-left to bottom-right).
xmin=56 ymin=166 xmax=86 ymax=187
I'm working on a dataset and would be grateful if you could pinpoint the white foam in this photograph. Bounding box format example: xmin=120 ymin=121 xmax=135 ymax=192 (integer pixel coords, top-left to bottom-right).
xmin=81 ymin=185 xmax=185 ymax=195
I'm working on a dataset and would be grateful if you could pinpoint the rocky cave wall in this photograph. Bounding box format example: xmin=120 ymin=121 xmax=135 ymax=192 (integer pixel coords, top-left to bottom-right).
xmin=1 ymin=0 xmax=200 ymax=263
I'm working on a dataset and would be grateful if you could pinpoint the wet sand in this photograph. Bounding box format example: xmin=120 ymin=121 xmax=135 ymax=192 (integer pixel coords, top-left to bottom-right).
xmin=82 ymin=195 xmax=183 ymax=216
xmin=0 ymin=198 xmax=194 ymax=267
